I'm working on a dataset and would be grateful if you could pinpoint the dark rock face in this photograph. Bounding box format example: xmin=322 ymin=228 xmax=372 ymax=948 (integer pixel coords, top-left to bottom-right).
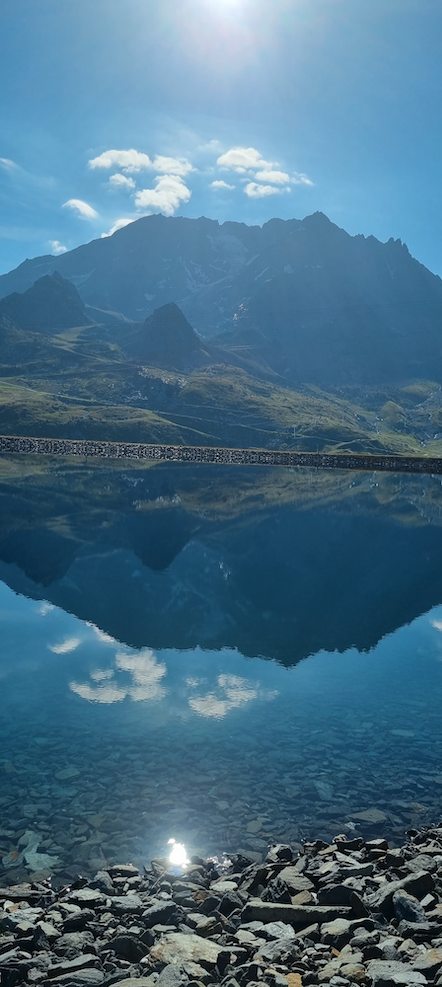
xmin=125 ymin=303 xmax=207 ymax=369
xmin=0 ymin=271 xmax=90 ymax=331
xmin=1 ymin=214 xmax=442 ymax=382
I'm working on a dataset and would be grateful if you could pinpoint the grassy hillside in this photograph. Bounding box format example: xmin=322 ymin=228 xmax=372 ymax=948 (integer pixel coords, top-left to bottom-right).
xmin=2 ymin=315 xmax=442 ymax=457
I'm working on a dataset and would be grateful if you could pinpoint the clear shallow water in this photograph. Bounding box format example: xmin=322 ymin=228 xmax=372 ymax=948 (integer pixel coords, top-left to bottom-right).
xmin=2 ymin=461 xmax=442 ymax=884
xmin=2 ymin=575 xmax=442 ymax=884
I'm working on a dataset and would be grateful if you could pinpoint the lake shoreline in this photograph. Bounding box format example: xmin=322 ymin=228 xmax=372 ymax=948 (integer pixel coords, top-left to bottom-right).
xmin=2 ymin=823 xmax=442 ymax=986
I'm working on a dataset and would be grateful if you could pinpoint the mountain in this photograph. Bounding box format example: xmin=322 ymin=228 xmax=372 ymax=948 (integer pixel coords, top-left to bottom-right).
xmin=0 ymin=270 xmax=90 ymax=331
xmin=123 ymin=302 xmax=209 ymax=369
xmin=2 ymin=213 xmax=442 ymax=383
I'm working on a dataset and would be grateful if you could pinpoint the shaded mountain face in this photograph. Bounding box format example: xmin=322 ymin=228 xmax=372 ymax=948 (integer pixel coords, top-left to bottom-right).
xmin=0 ymin=271 xmax=90 ymax=331
xmin=2 ymin=213 xmax=442 ymax=383
xmin=124 ymin=302 xmax=208 ymax=369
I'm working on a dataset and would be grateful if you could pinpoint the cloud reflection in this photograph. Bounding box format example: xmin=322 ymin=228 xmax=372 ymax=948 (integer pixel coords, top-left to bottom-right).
xmin=70 ymin=648 xmax=167 ymax=704
xmin=49 ymin=636 xmax=82 ymax=654
xmin=188 ymin=673 xmax=277 ymax=719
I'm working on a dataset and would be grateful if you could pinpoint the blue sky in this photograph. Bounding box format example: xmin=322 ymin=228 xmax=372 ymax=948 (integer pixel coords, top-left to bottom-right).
xmin=1 ymin=0 xmax=441 ymax=276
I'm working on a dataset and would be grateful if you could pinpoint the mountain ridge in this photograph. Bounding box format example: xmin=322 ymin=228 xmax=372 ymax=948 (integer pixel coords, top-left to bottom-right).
xmin=1 ymin=212 xmax=442 ymax=384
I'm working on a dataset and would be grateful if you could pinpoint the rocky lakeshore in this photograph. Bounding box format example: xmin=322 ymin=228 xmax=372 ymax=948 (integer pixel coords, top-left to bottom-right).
xmin=3 ymin=827 xmax=442 ymax=987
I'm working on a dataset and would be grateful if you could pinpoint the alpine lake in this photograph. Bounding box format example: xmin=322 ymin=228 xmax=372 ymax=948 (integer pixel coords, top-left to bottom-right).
xmin=1 ymin=455 xmax=442 ymax=886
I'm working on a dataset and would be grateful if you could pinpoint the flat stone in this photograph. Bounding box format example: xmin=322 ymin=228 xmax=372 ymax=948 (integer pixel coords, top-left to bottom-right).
xmin=142 ymin=901 xmax=177 ymax=926
xmin=110 ymin=894 xmax=145 ymax=915
xmin=210 ymin=879 xmax=238 ymax=893
xmin=111 ymin=981 xmax=162 ymax=987
xmin=68 ymin=889 xmax=106 ymax=907
xmin=108 ymin=864 xmax=140 ymax=877
xmin=38 ymin=921 xmax=60 ymax=941
xmin=278 ymin=867 xmax=314 ymax=893
xmin=339 ymin=963 xmax=366 ymax=981
xmin=55 ymin=767 xmax=80 ymax=780
xmin=48 ymin=953 xmax=99 ymax=975
xmin=285 ymin=977 xmax=302 ymax=987
xmin=260 ymin=922 xmax=296 ymax=940
xmin=241 ymin=900 xmax=352 ymax=927
xmin=62 ymin=908 xmax=95 ymax=931
xmin=411 ymin=948 xmax=442 ymax=972
xmin=351 ymin=809 xmax=388 ymax=824
xmin=149 ymin=932 xmax=222 ymax=969
xmin=366 ymin=959 xmax=427 ymax=985
xmin=49 ymin=973 xmax=104 ymax=986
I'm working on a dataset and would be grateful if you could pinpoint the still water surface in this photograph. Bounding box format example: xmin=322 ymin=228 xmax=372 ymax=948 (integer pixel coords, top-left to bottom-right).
xmin=1 ymin=461 xmax=442 ymax=883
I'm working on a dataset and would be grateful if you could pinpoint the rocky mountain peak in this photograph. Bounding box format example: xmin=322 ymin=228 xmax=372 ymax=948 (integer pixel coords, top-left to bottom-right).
xmin=0 ymin=270 xmax=90 ymax=331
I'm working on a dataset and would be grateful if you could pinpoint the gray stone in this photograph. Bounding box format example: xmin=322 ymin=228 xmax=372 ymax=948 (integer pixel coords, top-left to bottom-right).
xmin=392 ymin=890 xmax=427 ymax=924
xmin=411 ymin=948 xmax=442 ymax=973
xmin=148 ymin=931 xmax=222 ymax=969
xmin=37 ymin=921 xmax=60 ymax=941
xmin=366 ymin=959 xmax=427 ymax=986
xmin=266 ymin=845 xmax=293 ymax=864
xmin=368 ymin=870 xmax=434 ymax=918
xmin=241 ymin=900 xmax=352 ymax=927
xmin=108 ymin=864 xmax=140 ymax=878
xmin=47 ymin=953 xmax=99 ymax=976
xmin=62 ymin=908 xmax=95 ymax=931
xmin=253 ymin=937 xmax=299 ymax=963
xmin=110 ymin=894 xmax=145 ymax=915
xmin=107 ymin=981 xmax=156 ymax=987
xmin=89 ymin=870 xmax=114 ymax=894
xmin=54 ymin=932 xmax=95 ymax=956
xmin=277 ymin=867 xmax=314 ymax=893
xmin=68 ymin=888 xmax=106 ymax=908
xmin=108 ymin=934 xmax=149 ymax=962
xmin=142 ymin=901 xmax=178 ymax=927
xmin=48 ymin=972 xmax=105 ymax=986
xmin=260 ymin=922 xmax=296 ymax=940
xmin=156 ymin=963 xmax=190 ymax=987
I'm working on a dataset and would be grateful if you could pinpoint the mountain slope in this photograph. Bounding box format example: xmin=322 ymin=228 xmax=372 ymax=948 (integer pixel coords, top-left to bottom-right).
xmin=2 ymin=213 xmax=442 ymax=384
xmin=0 ymin=271 xmax=90 ymax=330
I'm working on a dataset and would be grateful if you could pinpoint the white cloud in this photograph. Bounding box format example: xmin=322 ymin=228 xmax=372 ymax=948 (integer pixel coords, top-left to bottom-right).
xmin=134 ymin=175 xmax=191 ymax=216
xmin=63 ymin=198 xmax=98 ymax=219
xmin=109 ymin=173 xmax=136 ymax=190
xmin=88 ymin=149 xmax=152 ymax=174
xmin=50 ymin=240 xmax=67 ymax=254
xmin=210 ymin=180 xmax=235 ymax=190
xmin=292 ymin=172 xmax=314 ymax=186
xmin=217 ymin=146 xmax=274 ymax=173
xmin=101 ymin=217 xmax=135 ymax=238
xmin=0 ymin=158 xmax=17 ymax=171
xmin=245 ymin=182 xmax=286 ymax=198
xmin=152 ymin=155 xmax=193 ymax=176
xmin=255 ymin=169 xmax=290 ymax=184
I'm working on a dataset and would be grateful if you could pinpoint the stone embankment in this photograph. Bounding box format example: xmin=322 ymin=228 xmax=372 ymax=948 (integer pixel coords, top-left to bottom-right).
xmin=1 ymin=435 xmax=442 ymax=475
xmin=3 ymin=826 xmax=442 ymax=986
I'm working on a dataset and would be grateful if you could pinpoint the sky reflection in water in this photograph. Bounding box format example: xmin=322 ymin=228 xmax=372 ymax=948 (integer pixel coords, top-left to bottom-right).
xmin=2 ymin=576 xmax=442 ymax=883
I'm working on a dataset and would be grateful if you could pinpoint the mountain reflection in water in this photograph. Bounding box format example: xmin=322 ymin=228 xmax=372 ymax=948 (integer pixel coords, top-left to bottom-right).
xmin=1 ymin=461 xmax=442 ymax=663
xmin=1 ymin=459 xmax=442 ymax=882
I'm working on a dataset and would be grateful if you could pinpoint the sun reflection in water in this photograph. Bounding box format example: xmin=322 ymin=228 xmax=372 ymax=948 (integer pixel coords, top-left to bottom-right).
xmin=168 ymin=838 xmax=189 ymax=869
